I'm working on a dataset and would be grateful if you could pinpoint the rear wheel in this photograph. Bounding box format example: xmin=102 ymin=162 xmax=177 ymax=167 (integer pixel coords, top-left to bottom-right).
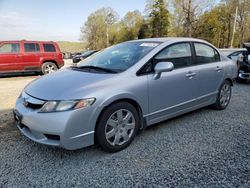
xmin=42 ymin=62 xmax=58 ymax=75
xmin=212 ymin=80 xmax=232 ymax=110
xmin=96 ymin=102 xmax=140 ymax=152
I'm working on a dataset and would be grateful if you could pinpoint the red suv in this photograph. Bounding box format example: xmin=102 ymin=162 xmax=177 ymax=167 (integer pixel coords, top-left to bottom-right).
xmin=0 ymin=40 xmax=64 ymax=75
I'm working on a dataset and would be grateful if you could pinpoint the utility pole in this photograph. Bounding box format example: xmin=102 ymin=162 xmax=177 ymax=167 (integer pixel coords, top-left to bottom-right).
xmin=230 ymin=6 xmax=238 ymax=48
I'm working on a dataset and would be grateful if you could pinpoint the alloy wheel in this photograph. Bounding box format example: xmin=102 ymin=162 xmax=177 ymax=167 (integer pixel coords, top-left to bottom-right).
xmin=220 ymin=83 xmax=231 ymax=107
xmin=105 ymin=109 xmax=135 ymax=146
xmin=45 ymin=64 xmax=57 ymax=74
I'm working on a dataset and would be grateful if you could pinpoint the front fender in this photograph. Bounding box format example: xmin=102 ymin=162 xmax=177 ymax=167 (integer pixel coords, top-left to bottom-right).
xmin=100 ymin=92 xmax=147 ymax=115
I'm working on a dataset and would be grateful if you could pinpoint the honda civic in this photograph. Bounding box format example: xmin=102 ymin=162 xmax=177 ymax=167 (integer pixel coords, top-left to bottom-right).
xmin=14 ymin=38 xmax=237 ymax=152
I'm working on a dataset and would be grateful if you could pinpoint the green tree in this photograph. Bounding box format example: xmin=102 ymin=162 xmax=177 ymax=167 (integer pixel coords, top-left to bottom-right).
xmin=81 ymin=7 xmax=119 ymax=49
xmin=138 ymin=19 xmax=152 ymax=39
xmin=193 ymin=5 xmax=227 ymax=47
xmin=117 ymin=10 xmax=144 ymax=42
xmin=146 ymin=0 xmax=170 ymax=37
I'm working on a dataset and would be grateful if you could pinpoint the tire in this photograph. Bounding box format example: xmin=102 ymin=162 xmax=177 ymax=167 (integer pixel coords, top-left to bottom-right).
xmin=95 ymin=102 xmax=140 ymax=153
xmin=212 ymin=80 xmax=232 ymax=110
xmin=41 ymin=62 xmax=58 ymax=75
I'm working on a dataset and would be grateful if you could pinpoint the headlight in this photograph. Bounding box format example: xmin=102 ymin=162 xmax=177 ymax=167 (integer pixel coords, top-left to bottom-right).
xmin=40 ymin=98 xmax=95 ymax=113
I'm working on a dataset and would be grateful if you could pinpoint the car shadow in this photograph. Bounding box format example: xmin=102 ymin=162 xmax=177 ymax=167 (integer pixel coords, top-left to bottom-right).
xmin=0 ymin=72 xmax=41 ymax=78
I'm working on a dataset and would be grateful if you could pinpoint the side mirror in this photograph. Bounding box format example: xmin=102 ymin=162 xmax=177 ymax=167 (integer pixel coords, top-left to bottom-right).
xmin=153 ymin=62 xmax=174 ymax=80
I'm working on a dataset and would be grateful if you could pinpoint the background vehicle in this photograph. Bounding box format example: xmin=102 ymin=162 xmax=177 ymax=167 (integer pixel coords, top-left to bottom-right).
xmin=0 ymin=40 xmax=64 ymax=75
xmin=237 ymin=43 xmax=250 ymax=83
xmin=219 ymin=48 xmax=246 ymax=57
xmin=227 ymin=50 xmax=246 ymax=62
xmin=15 ymin=38 xmax=237 ymax=152
xmin=72 ymin=50 xmax=99 ymax=63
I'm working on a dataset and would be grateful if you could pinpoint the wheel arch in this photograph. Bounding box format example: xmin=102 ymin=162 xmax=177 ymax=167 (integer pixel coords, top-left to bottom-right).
xmin=94 ymin=97 xmax=146 ymax=144
xmin=225 ymin=78 xmax=234 ymax=86
xmin=41 ymin=60 xmax=59 ymax=68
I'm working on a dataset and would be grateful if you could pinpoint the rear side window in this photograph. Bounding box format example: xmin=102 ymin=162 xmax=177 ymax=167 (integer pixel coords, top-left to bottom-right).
xmin=43 ymin=44 xmax=56 ymax=52
xmin=194 ymin=43 xmax=220 ymax=64
xmin=0 ymin=43 xmax=20 ymax=53
xmin=155 ymin=43 xmax=192 ymax=69
xmin=24 ymin=43 xmax=40 ymax=52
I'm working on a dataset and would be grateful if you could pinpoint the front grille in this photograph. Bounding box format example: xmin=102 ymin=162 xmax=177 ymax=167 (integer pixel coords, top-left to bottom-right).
xmin=22 ymin=92 xmax=45 ymax=110
xmin=25 ymin=102 xmax=43 ymax=109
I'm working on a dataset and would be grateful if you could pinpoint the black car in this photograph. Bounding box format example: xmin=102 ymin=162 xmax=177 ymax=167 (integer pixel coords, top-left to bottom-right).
xmin=72 ymin=50 xmax=98 ymax=63
xmin=227 ymin=50 xmax=246 ymax=62
xmin=237 ymin=43 xmax=250 ymax=83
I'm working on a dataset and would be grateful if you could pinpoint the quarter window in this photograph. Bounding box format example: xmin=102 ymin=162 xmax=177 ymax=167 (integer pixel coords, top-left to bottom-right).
xmin=24 ymin=43 xmax=40 ymax=52
xmin=154 ymin=43 xmax=192 ymax=69
xmin=43 ymin=44 xmax=56 ymax=52
xmin=194 ymin=43 xmax=220 ymax=64
xmin=0 ymin=43 xmax=20 ymax=53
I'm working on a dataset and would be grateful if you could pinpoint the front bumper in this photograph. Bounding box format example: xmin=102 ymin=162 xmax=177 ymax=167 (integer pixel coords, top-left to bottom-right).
xmin=14 ymin=94 xmax=98 ymax=150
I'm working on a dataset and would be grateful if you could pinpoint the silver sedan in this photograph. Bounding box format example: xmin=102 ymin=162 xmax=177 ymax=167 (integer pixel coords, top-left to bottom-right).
xmin=14 ymin=38 xmax=237 ymax=152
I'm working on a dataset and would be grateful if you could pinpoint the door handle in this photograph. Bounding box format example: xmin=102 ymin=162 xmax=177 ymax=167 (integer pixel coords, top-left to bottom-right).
xmin=216 ymin=66 xmax=222 ymax=72
xmin=186 ymin=72 xmax=196 ymax=78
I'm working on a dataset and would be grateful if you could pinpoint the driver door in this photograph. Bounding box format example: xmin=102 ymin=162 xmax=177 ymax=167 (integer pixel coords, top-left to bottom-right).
xmin=147 ymin=42 xmax=198 ymax=124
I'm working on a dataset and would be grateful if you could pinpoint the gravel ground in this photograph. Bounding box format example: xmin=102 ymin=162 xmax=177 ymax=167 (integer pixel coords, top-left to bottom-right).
xmin=0 ymin=75 xmax=249 ymax=187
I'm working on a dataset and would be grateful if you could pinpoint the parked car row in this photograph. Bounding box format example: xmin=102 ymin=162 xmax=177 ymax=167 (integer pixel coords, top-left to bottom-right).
xmin=72 ymin=50 xmax=99 ymax=63
xmin=14 ymin=38 xmax=238 ymax=152
xmin=62 ymin=50 xmax=99 ymax=60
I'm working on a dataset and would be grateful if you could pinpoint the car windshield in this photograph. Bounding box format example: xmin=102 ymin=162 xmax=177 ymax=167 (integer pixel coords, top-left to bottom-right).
xmin=77 ymin=41 xmax=160 ymax=73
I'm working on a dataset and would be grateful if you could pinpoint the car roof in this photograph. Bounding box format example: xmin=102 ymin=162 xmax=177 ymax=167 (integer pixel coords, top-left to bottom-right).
xmin=129 ymin=37 xmax=208 ymax=43
xmin=0 ymin=40 xmax=56 ymax=43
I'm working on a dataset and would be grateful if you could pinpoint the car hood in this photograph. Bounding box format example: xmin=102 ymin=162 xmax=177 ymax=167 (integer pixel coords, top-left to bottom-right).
xmin=24 ymin=68 xmax=115 ymax=100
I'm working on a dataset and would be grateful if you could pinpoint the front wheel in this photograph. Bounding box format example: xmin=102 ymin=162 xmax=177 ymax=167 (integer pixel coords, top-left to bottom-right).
xmin=212 ymin=80 xmax=232 ymax=110
xmin=95 ymin=102 xmax=140 ymax=152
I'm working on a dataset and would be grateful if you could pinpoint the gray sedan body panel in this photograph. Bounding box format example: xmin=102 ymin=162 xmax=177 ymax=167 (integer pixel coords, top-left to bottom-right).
xmin=15 ymin=37 xmax=237 ymax=150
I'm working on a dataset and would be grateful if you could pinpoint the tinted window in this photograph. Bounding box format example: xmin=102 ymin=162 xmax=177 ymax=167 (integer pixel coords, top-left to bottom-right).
xmin=0 ymin=43 xmax=20 ymax=53
xmin=43 ymin=44 xmax=56 ymax=52
xmin=24 ymin=43 xmax=40 ymax=52
xmin=194 ymin=43 xmax=220 ymax=64
xmin=155 ymin=43 xmax=192 ymax=69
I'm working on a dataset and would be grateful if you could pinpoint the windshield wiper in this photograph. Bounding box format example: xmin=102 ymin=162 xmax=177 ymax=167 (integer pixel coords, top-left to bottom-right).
xmin=72 ymin=66 xmax=118 ymax=73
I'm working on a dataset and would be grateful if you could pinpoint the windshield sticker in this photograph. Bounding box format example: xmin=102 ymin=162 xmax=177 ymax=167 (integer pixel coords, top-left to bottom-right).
xmin=140 ymin=43 xmax=159 ymax=47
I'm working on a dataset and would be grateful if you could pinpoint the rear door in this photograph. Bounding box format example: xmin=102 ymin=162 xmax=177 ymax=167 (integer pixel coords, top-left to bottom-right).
xmin=191 ymin=42 xmax=224 ymax=103
xmin=0 ymin=42 xmax=20 ymax=72
xmin=42 ymin=43 xmax=57 ymax=59
xmin=21 ymin=42 xmax=41 ymax=71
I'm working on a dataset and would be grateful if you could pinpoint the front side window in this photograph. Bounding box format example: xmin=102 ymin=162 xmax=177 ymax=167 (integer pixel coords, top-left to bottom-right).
xmin=194 ymin=43 xmax=220 ymax=64
xmin=77 ymin=41 xmax=160 ymax=73
xmin=43 ymin=44 xmax=56 ymax=52
xmin=0 ymin=43 xmax=20 ymax=53
xmin=154 ymin=43 xmax=192 ymax=69
xmin=24 ymin=43 xmax=40 ymax=52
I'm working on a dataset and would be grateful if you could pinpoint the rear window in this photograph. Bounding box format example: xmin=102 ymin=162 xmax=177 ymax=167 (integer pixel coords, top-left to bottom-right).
xmin=194 ymin=43 xmax=220 ymax=64
xmin=0 ymin=43 xmax=20 ymax=53
xmin=24 ymin=43 xmax=40 ymax=52
xmin=43 ymin=44 xmax=56 ymax=52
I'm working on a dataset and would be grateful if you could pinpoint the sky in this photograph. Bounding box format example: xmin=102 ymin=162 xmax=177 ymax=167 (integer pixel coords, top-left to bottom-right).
xmin=0 ymin=0 xmax=147 ymax=42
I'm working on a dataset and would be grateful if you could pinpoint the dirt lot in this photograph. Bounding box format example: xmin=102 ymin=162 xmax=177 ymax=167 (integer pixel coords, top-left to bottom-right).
xmin=0 ymin=68 xmax=249 ymax=187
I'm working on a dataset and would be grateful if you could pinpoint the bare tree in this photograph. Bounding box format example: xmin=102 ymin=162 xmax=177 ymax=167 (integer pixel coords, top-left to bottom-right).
xmin=172 ymin=0 xmax=214 ymax=37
